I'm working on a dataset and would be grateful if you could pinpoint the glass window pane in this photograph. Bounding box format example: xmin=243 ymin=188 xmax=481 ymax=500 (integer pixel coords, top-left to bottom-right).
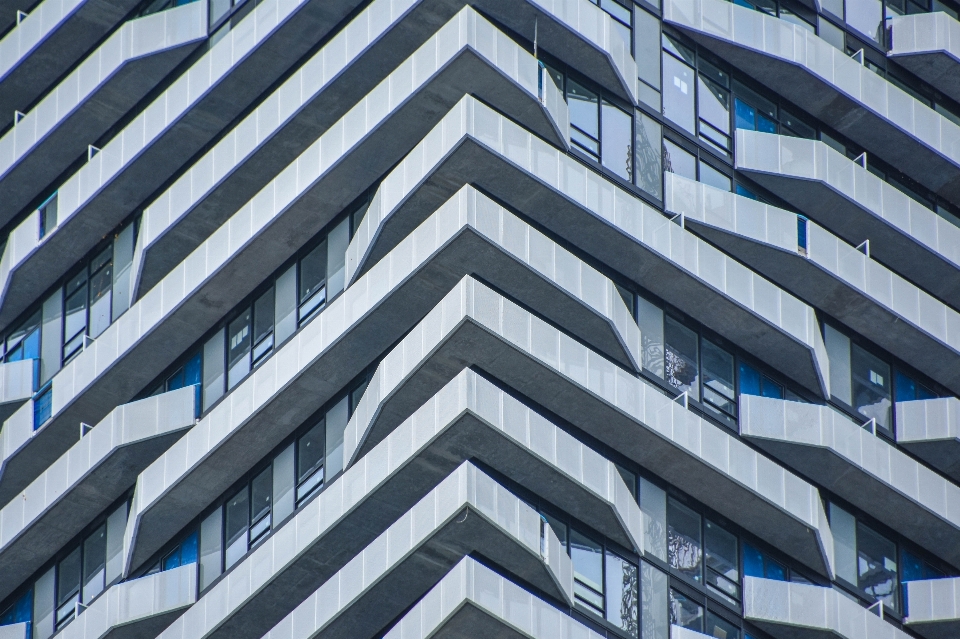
xmin=742 ymin=541 xmax=764 ymax=578
xmin=199 ymin=508 xmax=223 ymax=591
xmin=734 ymin=98 xmax=756 ymax=131
xmin=272 ymin=443 xmax=296 ymax=525
xmin=702 ymin=340 xmax=735 ymax=416
xmin=635 ymin=7 xmax=661 ymax=90
xmin=250 ymin=467 xmax=272 ymax=544
xmin=781 ymin=110 xmax=816 ymax=139
xmin=662 ymin=55 xmax=695 ymax=134
xmin=663 ymin=140 xmax=696 ymax=182
xmin=568 ymin=80 xmax=600 ymax=140
xmin=698 ymin=76 xmax=730 ymax=136
xmin=895 ymin=370 xmax=917 ymax=402
xmin=662 ymin=35 xmax=695 ymax=65
xmin=830 ymin=502 xmax=858 ymax=585
xmin=299 ymin=240 xmax=327 ymax=319
xmin=326 ymin=218 xmax=350 ymax=300
xmin=738 ymin=362 xmax=761 ymax=397
xmin=857 ymin=522 xmax=898 ymax=612
xmin=640 ymin=477 xmax=667 ymax=561
xmin=325 ymin=396 xmax=349 ymax=479
xmin=7 ymin=310 xmax=41 ymax=362
xmin=224 ymin=489 xmax=249 ymax=570
xmin=297 ymin=419 xmax=325 ymax=502
xmin=635 ymin=113 xmax=663 ymax=199
xmin=104 ymin=504 xmax=126 ymax=586
xmin=570 ymin=529 xmax=604 ymax=613
xmin=57 ymin=548 xmax=81 ymax=627
xmin=227 ymin=310 xmax=251 ymax=390
xmin=0 ymin=590 xmax=32 ymax=626
xmin=851 ymin=344 xmax=892 ymax=434
xmin=846 ymin=0 xmax=883 ymax=43
xmin=253 ymin=289 xmax=275 ymax=347
xmin=706 ymin=612 xmax=740 ymax=639
xmin=63 ymin=284 xmax=87 ymax=360
xmin=825 ymin=324 xmax=852 ymax=405
xmin=705 ymin=520 xmax=739 ymax=596
xmin=82 ymin=525 xmax=106 ymax=603
xmin=601 ymin=100 xmax=633 ymax=181
xmin=699 ymin=161 xmax=732 ymax=192
xmin=202 ymin=329 xmax=225 ymax=411
xmin=669 ymin=589 xmax=703 ymax=631
xmin=180 ymin=531 xmax=198 ymax=565
xmin=274 ymin=265 xmax=297 ymax=345
xmin=34 ymin=567 xmax=55 ymax=639
xmin=88 ymin=257 xmax=112 ymax=339
xmin=665 ymin=317 xmax=699 ymax=400
xmin=605 ymin=551 xmax=639 ymax=636
xmin=641 ymin=561 xmax=668 ymax=639
xmin=667 ymin=498 xmax=702 ymax=582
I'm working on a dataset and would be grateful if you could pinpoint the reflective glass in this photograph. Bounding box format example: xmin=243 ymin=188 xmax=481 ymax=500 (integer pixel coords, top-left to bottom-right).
xmin=299 ymin=240 xmax=327 ymax=320
xmin=605 ymin=551 xmax=639 ymax=636
xmin=227 ymin=310 xmax=251 ymax=390
xmin=665 ymin=317 xmax=699 ymax=400
xmin=667 ymin=499 xmax=702 ymax=582
xmin=602 ymin=100 xmax=633 ymax=180
xmin=851 ymin=344 xmax=892 ymax=434
xmin=82 ymin=525 xmax=106 ymax=603
xmin=663 ymin=55 xmax=695 ymax=134
xmin=641 ymin=561 xmax=668 ymax=639
xmin=857 ymin=522 xmax=898 ymax=611
xmin=669 ymin=590 xmax=703 ymax=631
xmin=569 ymin=80 xmax=600 ymax=155
xmin=706 ymin=612 xmax=739 ymax=639
xmin=702 ymin=341 xmax=735 ymax=416
xmin=571 ymin=529 xmax=604 ymax=613
xmin=846 ymin=0 xmax=884 ymax=42
xmin=250 ymin=467 xmax=272 ymax=544
xmin=705 ymin=521 xmax=739 ymax=602
xmin=297 ymin=420 xmax=325 ymax=503
xmin=635 ymin=113 xmax=663 ymax=199
xmin=663 ymin=140 xmax=696 ymax=182
xmin=635 ymin=8 xmax=661 ymax=91
xmin=699 ymin=162 xmax=732 ymax=192
xmin=698 ymin=76 xmax=730 ymax=136
xmin=224 ymin=489 xmax=249 ymax=570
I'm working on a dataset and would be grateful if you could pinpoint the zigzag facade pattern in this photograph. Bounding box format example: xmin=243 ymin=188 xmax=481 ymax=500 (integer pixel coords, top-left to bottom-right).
xmin=4 ymin=0 xmax=960 ymax=637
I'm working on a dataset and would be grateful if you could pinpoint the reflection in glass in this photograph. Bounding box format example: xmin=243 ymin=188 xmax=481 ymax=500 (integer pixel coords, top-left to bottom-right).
xmin=635 ymin=113 xmax=663 ymax=199
xmin=705 ymin=520 xmax=740 ymax=603
xmin=641 ymin=561 xmax=668 ymax=639
xmin=663 ymin=55 xmax=695 ymax=134
xmin=698 ymin=76 xmax=730 ymax=151
xmin=571 ymin=529 xmax=604 ymax=614
xmin=851 ymin=344 xmax=892 ymax=435
xmin=569 ymin=80 xmax=600 ymax=156
xmin=663 ymin=140 xmax=696 ymax=182
xmin=738 ymin=362 xmax=784 ymax=399
xmin=82 ymin=525 xmax=107 ymax=603
xmin=857 ymin=522 xmax=898 ymax=612
xmin=602 ymin=100 xmax=633 ymax=181
xmin=606 ymin=551 xmax=639 ymax=636
xmin=702 ymin=341 xmax=735 ymax=417
xmin=224 ymin=488 xmax=249 ymax=570
xmin=297 ymin=420 xmax=325 ymax=504
xmin=665 ymin=317 xmax=699 ymax=400
xmin=706 ymin=612 xmax=740 ymax=639
xmin=227 ymin=310 xmax=251 ymax=390
xmin=846 ymin=0 xmax=884 ymax=42
xmin=668 ymin=498 xmax=702 ymax=582
xmin=669 ymin=589 xmax=703 ymax=631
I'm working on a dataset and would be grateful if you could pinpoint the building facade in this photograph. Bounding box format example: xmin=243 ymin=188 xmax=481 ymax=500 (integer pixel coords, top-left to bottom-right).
xmin=1 ymin=0 xmax=960 ymax=637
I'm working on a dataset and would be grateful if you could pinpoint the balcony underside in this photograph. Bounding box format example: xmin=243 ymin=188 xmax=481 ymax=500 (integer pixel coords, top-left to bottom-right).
xmin=734 ymin=169 xmax=960 ymax=311
xmin=898 ymin=438 xmax=960 ymax=484
xmin=351 ymin=135 xmax=828 ymax=398
xmin=685 ymin=221 xmax=960 ymax=395
xmin=666 ymin=25 xmax=960 ymax=204
xmin=890 ymin=50 xmax=960 ymax=106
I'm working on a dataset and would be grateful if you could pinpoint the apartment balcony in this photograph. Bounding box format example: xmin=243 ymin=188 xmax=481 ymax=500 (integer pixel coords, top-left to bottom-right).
xmin=130 ymin=4 xmax=571 ymax=298
xmin=896 ymin=397 xmax=960 ymax=482
xmin=0 ymin=0 xmax=144 ymax=123
xmin=0 ymin=90 xmax=564 ymax=505
xmin=663 ymin=0 xmax=960 ymax=203
xmin=905 ymin=576 xmax=960 ymax=639
xmin=0 ymin=0 xmax=372 ymax=334
xmin=0 ymin=2 xmax=207 ymax=229
xmin=0 ymin=359 xmax=36 ymax=423
xmin=120 ymin=192 xmax=641 ymax=575
xmin=248 ymin=463 xmax=572 ymax=639
xmin=347 ymin=99 xmax=830 ymax=399
xmin=375 ymin=557 xmax=599 ymax=639
xmin=740 ymin=394 xmax=960 ymax=569
xmin=735 ymin=130 xmax=960 ymax=310
xmin=153 ymin=463 xmax=575 ymax=639
xmin=49 ymin=564 xmax=195 ymax=639
xmin=744 ymin=576 xmax=912 ymax=639
xmin=889 ymin=13 xmax=960 ymax=105
xmin=342 ymin=277 xmax=835 ymax=579
xmin=0 ymin=387 xmax=195 ymax=602
xmin=668 ymin=174 xmax=960 ymax=395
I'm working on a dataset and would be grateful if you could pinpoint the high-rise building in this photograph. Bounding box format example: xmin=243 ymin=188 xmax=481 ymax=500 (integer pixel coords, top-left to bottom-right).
xmin=1 ymin=0 xmax=960 ymax=637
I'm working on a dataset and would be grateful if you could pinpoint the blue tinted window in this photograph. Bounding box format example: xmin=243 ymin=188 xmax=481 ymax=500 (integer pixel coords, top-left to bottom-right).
xmin=743 ymin=542 xmax=764 ymax=578
xmin=739 ymin=362 xmax=761 ymax=397
xmin=734 ymin=99 xmax=756 ymax=130
xmin=33 ymin=387 xmax=52 ymax=430
xmin=181 ymin=531 xmax=199 ymax=565
xmin=761 ymin=378 xmax=784 ymax=399
xmin=736 ymin=184 xmax=758 ymax=200
xmin=0 ymin=590 xmax=32 ymax=627
xmin=758 ymin=114 xmax=777 ymax=133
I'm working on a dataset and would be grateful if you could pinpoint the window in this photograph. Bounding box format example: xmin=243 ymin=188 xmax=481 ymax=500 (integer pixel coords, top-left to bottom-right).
xmin=663 ymin=140 xmax=696 ymax=181
xmin=702 ymin=341 xmax=736 ymax=420
xmin=742 ymin=541 xmax=787 ymax=581
xmin=571 ymin=529 xmax=605 ymax=614
xmin=297 ymin=420 xmax=325 ymax=504
xmin=33 ymin=385 xmax=52 ymax=430
xmin=662 ymin=50 xmax=696 ymax=134
xmin=667 ymin=498 xmax=702 ymax=583
xmin=705 ymin=520 xmax=740 ymax=604
xmin=738 ymin=362 xmax=783 ymax=399
xmin=224 ymin=487 xmax=249 ymax=570
xmin=602 ymin=100 xmax=633 ymax=181
xmin=641 ymin=561 xmax=669 ymax=639
xmin=250 ymin=468 xmax=272 ymax=546
xmin=252 ymin=289 xmax=275 ymax=367
xmin=0 ymin=590 xmax=31 ymax=632
xmin=669 ymin=589 xmax=703 ymax=631
xmin=851 ymin=343 xmax=892 ymax=434
xmin=569 ymin=80 xmax=601 ymax=157
xmin=665 ymin=317 xmax=699 ymax=400
xmin=299 ymin=240 xmax=327 ymax=322
xmin=856 ymin=521 xmax=898 ymax=612
xmin=697 ymin=61 xmax=731 ymax=153
xmin=226 ymin=310 xmax=251 ymax=391
xmin=7 ymin=311 xmax=40 ymax=363
xmin=605 ymin=550 xmax=639 ymax=636
xmin=55 ymin=548 xmax=80 ymax=628
xmin=846 ymin=0 xmax=884 ymax=43
xmin=63 ymin=272 xmax=88 ymax=363
xmin=894 ymin=369 xmax=936 ymax=402
xmin=706 ymin=612 xmax=740 ymax=639
xmin=635 ymin=7 xmax=661 ymax=109
xmin=636 ymin=113 xmax=663 ymax=199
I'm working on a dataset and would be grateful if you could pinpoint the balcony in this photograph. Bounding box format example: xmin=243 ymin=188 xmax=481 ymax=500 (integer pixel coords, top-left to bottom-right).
xmin=0 ymin=93 xmax=565 ymax=505
xmin=341 ymin=276 xmax=835 ymax=579
xmin=0 ymin=2 xmax=207 ymax=230
xmin=668 ymin=174 xmax=960 ymax=395
xmin=905 ymin=576 xmax=960 ymax=638
xmin=378 ymin=557 xmax=599 ymax=639
xmin=249 ymin=463 xmax=572 ymax=639
xmin=56 ymin=564 xmax=196 ymax=639
xmin=0 ymin=387 xmax=195 ymax=602
xmin=663 ymin=0 xmax=960 ymax=203
xmin=0 ymin=359 xmax=36 ymax=422
xmin=0 ymin=0 xmax=144 ymax=125
xmin=889 ymin=13 xmax=960 ymax=104
xmin=896 ymin=397 xmax=960 ymax=482
xmin=120 ymin=191 xmax=641 ymax=575
xmin=154 ymin=463 xmax=575 ymax=639
xmin=735 ymin=130 xmax=960 ymax=310
xmin=744 ymin=576 xmax=912 ymax=639
xmin=346 ymin=97 xmax=830 ymax=399
xmin=740 ymin=394 xmax=960 ymax=570
xmin=130 ymin=4 xmax=571 ymax=298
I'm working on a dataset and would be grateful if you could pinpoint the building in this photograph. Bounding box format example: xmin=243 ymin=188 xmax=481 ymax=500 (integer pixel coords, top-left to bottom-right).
xmin=0 ymin=0 xmax=959 ymax=637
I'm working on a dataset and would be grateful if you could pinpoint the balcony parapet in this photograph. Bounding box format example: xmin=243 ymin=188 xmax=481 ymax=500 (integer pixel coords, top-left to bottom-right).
xmin=897 ymin=397 xmax=960 ymax=483
xmin=890 ymin=13 xmax=960 ymax=104
xmin=905 ymin=576 xmax=960 ymax=638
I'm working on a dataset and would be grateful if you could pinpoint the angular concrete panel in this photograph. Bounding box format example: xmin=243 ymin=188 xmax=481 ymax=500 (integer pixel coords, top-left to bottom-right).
xmin=740 ymin=394 xmax=960 ymax=570
xmin=55 ymin=564 xmax=196 ymax=639
xmin=744 ymin=576 xmax=912 ymax=639
xmin=155 ymin=463 xmax=574 ymax=639
xmin=347 ymin=98 xmax=829 ymax=397
xmin=343 ymin=277 xmax=834 ymax=578
xmin=118 ymin=191 xmax=639 ymax=574
xmin=669 ymin=174 xmax=960 ymax=395
xmin=248 ymin=463 xmax=571 ymax=639
xmin=735 ymin=130 xmax=960 ymax=310
xmin=889 ymin=12 xmax=960 ymax=105
xmin=0 ymin=358 xmax=35 ymax=423
xmin=0 ymin=83 xmax=565 ymax=506
xmin=664 ymin=0 xmax=960 ymax=203
xmin=897 ymin=397 xmax=960 ymax=482
xmin=132 ymin=4 xmax=570 ymax=297
xmin=905 ymin=576 xmax=960 ymax=639
xmin=0 ymin=1 xmax=207 ymax=229
xmin=0 ymin=387 xmax=195 ymax=602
